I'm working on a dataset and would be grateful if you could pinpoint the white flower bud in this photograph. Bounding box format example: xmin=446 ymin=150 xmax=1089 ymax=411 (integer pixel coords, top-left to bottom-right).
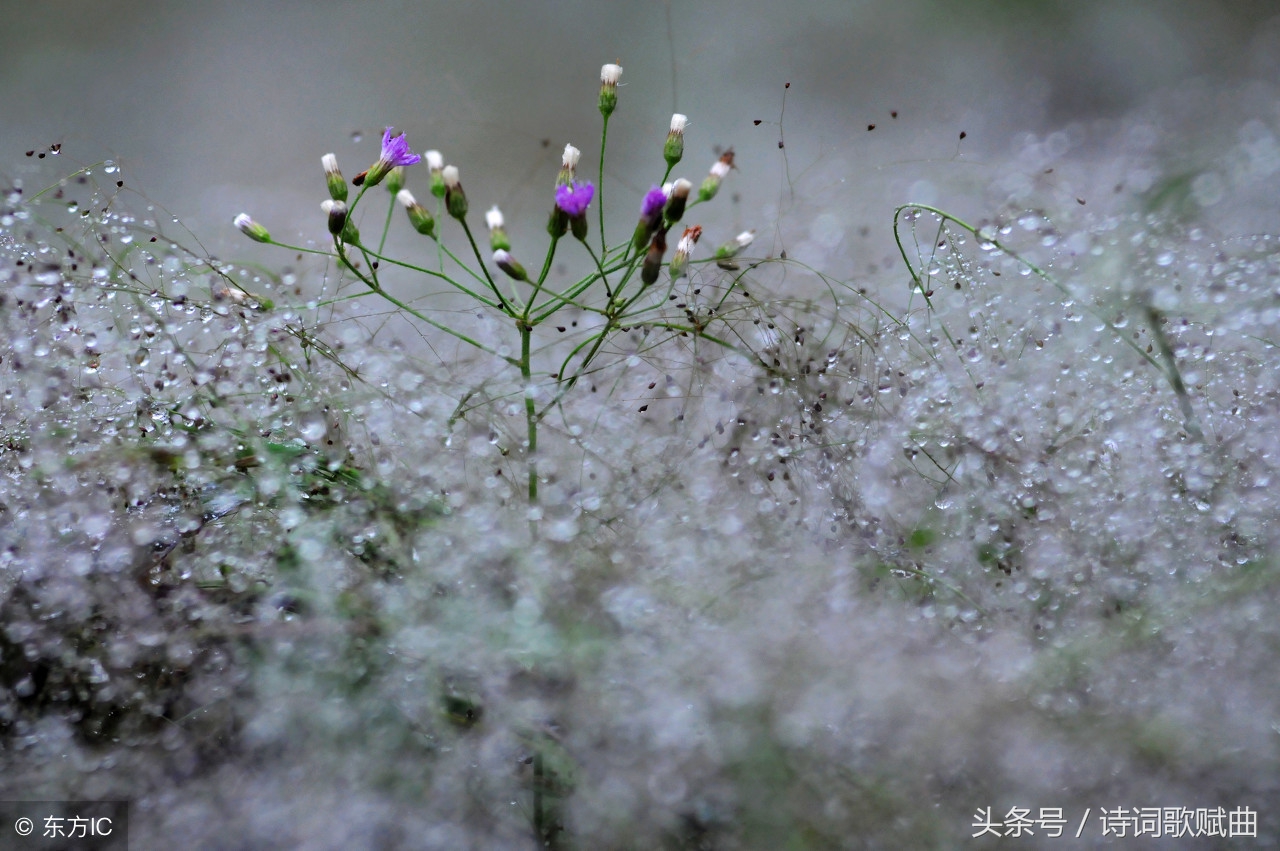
xmin=234 ymin=213 xmax=270 ymax=243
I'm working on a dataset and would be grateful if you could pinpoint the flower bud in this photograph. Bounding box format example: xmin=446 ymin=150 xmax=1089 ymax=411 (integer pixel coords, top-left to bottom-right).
xmin=321 ymin=153 xmax=348 ymax=202
xmin=442 ymin=165 xmax=467 ymax=219
xmin=547 ymin=208 xmax=568 ymax=239
xmin=714 ymin=230 xmax=755 ymax=260
xmin=641 ymin=231 xmax=667 ymax=287
xmin=486 ymin=206 xmax=510 ymax=251
xmin=425 ymin=150 xmax=446 ymax=198
xmin=385 ymin=166 xmax=405 ymax=195
xmin=698 ymin=151 xmax=734 ymax=202
xmin=664 ymin=114 xmax=687 ymax=167
xmin=632 ymin=185 xmax=668 ymax=250
xmin=599 ymin=63 xmax=622 ymax=118
xmin=664 ymin=178 xmax=692 ymax=225
xmin=493 ymin=248 xmax=528 ymax=282
xmin=233 ymin=213 xmax=271 ymax=243
xmin=398 ymin=189 xmax=436 ymax=238
xmin=321 ymin=199 xmax=348 ymax=236
xmin=669 ymin=225 xmax=702 ymax=280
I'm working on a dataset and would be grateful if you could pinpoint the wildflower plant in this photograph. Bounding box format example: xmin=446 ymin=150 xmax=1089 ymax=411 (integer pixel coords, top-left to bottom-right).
xmin=236 ymin=64 xmax=770 ymax=518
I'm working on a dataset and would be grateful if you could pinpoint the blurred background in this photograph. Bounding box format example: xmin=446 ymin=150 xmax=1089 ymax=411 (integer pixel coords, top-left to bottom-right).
xmin=4 ymin=4 xmax=1280 ymax=846
xmin=3 ymin=0 xmax=1279 ymax=259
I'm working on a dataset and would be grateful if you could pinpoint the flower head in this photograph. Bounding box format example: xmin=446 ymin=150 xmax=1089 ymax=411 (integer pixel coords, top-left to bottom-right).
xmin=599 ymin=63 xmax=622 ymax=117
xmin=665 ymin=113 xmax=687 ymax=166
xmin=234 ymin=213 xmax=270 ymax=243
xmin=555 ymin=181 xmax=595 ymax=218
xmin=362 ymin=127 xmax=421 ymax=187
xmin=641 ymin=185 xmax=667 ymax=220
xmin=425 ymin=150 xmax=446 ymax=197
xmin=441 ymin=165 xmax=467 ymax=219
xmin=698 ymin=150 xmax=734 ymax=202
xmin=669 ymin=224 xmax=702 ymax=279
xmin=380 ymin=126 xmax=420 ymax=167
xmin=321 ymin=199 xmax=348 ymax=236
xmin=641 ymin=230 xmax=667 ymax=287
xmin=557 ymin=144 xmax=581 ymax=187
xmin=486 ymin=205 xmax=510 ymax=251
xmin=321 ymin=153 xmax=348 ymax=201
xmin=397 ymin=189 xmax=436 ymax=237
xmin=633 ymin=185 xmax=670 ymax=250
xmin=493 ymin=248 xmax=528 ymax=282
xmin=664 ymin=177 xmax=692 ymax=224
xmin=714 ymin=230 xmax=755 ymax=268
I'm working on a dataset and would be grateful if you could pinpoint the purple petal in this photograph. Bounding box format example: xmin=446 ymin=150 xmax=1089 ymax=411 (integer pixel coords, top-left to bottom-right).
xmin=641 ymin=186 xmax=667 ymax=218
xmin=555 ymin=181 xmax=594 ymax=217
xmin=381 ymin=127 xmax=421 ymax=168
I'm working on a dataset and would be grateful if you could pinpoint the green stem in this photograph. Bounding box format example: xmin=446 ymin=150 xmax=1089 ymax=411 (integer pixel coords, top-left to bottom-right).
xmin=378 ymin=193 xmax=395 ymax=255
xmin=335 ymin=241 xmax=515 ymax=365
xmin=358 ymin=245 xmax=500 ymax=308
xmin=521 ymin=321 xmax=539 ymax=516
xmin=581 ymin=239 xmax=612 ymax=300
xmin=598 ymin=115 xmax=610 ymax=255
xmin=459 ymin=217 xmax=511 ymax=313
xmin=523 ymin=236 xmax=560 ymax=322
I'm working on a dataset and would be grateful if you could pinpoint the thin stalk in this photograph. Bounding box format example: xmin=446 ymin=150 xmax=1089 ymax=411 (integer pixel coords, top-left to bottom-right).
xmin=523 ymin=236 xmax=560 ymax=322
xmin=458 ymin=217 xmax=510 ymax=313
xmin=598 ymin=115 xmax=610 ymax=255
xmin=335 ymin=242 xmax=516 ymax=365
xmin=358 ymin=245 xmax=500 ymax=308
xmin=521 ymin=321 xmax=539 ymax=514
xmin=580 ymin=238 xmax=612 ymax=300
xmin=378 ymin=193 xmax=395 ymax=255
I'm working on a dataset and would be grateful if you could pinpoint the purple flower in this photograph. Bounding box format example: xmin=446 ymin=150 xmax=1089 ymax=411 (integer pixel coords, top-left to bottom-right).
xmin=362 ymin=127 xmax=421 ymax=187
xmin=555 ymin=181 xmax=595 ymax=218
xmin=640 ymin=185 xmax=667 ymax=219
xmin=380 ymin=127 xmax=420 ymax=168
